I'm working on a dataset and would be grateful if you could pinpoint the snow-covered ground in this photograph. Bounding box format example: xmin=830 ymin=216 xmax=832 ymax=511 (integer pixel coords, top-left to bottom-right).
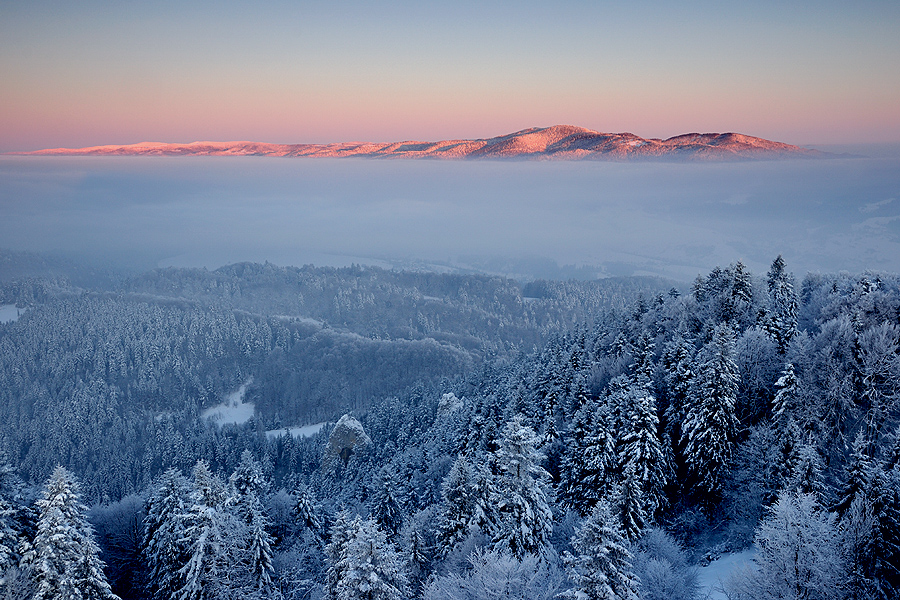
xmin=265 ymin=423 xmax=327 ymax=440
xmin=201 ymin=378 xmax=255 ymax=426
xmin=697 ymin=549 xmax=756 ymax=600
xmin=0 ymin=305 xmax=24 ymax=323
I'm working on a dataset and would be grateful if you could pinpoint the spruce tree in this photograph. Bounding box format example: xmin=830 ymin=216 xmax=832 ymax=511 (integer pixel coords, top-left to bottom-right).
xmin=369 ymin=469 xmax=405 ymax=537
xmin=492 ymin=416 xmax=553 ymax=558
xmin=144 ymin=468 xmax=192 ymax=600
xmin=293 ymin=482 xmax=323 ymax=541
xmin=564 ymin=501 xmax=639 ymax=600
xmin=324 ymin=510 xmax=357 ymax=600
xmin=765 ymin=255 xmax=798 ymax=353
xmin=27 ymin=466 xmax=118 ymax=600
xmin=228 ymin=453 xmax=275 ymax=593
xmin=619 ymin=378 xmax=669 ymax=517
xmin=245 ymin=502 xmax=274 ymax=593
xmin=0 ymin=495 xmax=21 ymax=583
xmin=176 ymin=461 xmax=233 ymax=600
xmin=334 ymin=517 xmax=408 ymax=600
xmin=772 ymin=363 xmax=800 ymax=422
xmin=615 ymin=464 xmax=648 ymax=542
xmin=681 ymin=324 xmax=739 ymax=504
xmin=560 ymin=400 xmax=615 ymax=516
xmin=784 ymin=442 xmax=826 ymax=500
xmin=437 ymin=456 xmax=476 ymax=555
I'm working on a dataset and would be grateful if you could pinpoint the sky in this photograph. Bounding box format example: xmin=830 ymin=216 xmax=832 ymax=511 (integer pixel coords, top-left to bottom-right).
xmin=2 ymin=0 xmax=899 ymax=152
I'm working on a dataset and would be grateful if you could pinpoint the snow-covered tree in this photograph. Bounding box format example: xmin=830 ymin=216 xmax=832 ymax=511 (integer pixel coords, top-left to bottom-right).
xmin=369 ymin=469 xmax=405 ymax=537
xmin=560 ymin=400 xmax=616 ymax=516
xmin=227 ymin=452 xmax=274 ymax=592
xmin=564 ymin=501 xmax=639 ymax=600
xmin=0 ymin=495 xmax=21 ymax=586
xmin=615 ymin=464 xmax=647 ymax=542
xmin=836 ymin=439 xmax=900 ymax=600
xmin=783 ymin=442 xmax=826 ymax=500
xmin=324 ymin=509 xmax=357 ymax=600
xmin=144 ymin=468 xmax=192 ymax=600
xmin=765 ymin=256 xmax=798 ymax=353
xmin=492 ymin=416 xmax=553 ymax=558
xmin=630 ymin=528 xmax=698 ymax=600
xmin=772 ymin=363 xmax=800 ymax=422
xmin=245 ymin=501 xmax=274 ymax=593
xmin=404 ymin=527 xmax=429 ymax=597
xmin=228 ymin=450 xmax=267 ymax=515
xmin=27 ymin=466 xmax=118 ymax=600
xmin=681 ymin=323 xmax=739 ymax=503
xmin=619 ymin=377 xmax=669 ymax=517
xmin=293 ymin=483 xmax=323 ymax=541
xmin=728 ymin=491 xmax=846 ymax=600
xmin=333 ymin=516 xmax=407 ymax=600
xmin=436 ymin=456 xmax=476 ymax=555
xmin=425 ymin=547 xmax=567 ymax=600
xmin=176 ymin=461 xmax=235 ymax=600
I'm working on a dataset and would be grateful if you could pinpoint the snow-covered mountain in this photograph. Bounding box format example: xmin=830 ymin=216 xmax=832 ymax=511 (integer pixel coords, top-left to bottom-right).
xmin=15 ymin=125 xmax=827 ymax=160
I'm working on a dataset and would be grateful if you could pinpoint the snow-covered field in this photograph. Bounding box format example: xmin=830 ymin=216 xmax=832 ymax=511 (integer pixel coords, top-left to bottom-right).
xmin=697 ymin=549 xmax=757 ymax=599
xmin=265 ymin=423 xmax=327 ymax=440
xmin=0 ymin=305 xmax=23 ymax=323
xmin=201 ymin=379 xmax=255 ymax=426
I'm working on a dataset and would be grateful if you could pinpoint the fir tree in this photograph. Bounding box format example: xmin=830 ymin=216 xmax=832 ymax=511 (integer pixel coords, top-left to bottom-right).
xmin=324 ymin=509 xmax=357 ymax=600
xmin=772 ymin=363 xmax=800 ymax=422
xmin=836 ymin=436 xmax=900 ymax=600
xmin=404 ymin=528 xmax=429 ymax=597
xmin=27 ymin=466 xmax=118 ymax=600
xmin=176 ymin=461 xmax=233 ymax=600
xmin=560 ymin=400 xmax=616 ymax=516
xmin=245 ymin=501 xmax=274 ymax=593
xmin=615 ymin=464 xmax=647 ymax=542
xmin=492 ymin=416 xmax=553 ymax=558
xmin=227 ymin=452 xmax=275 ymax=592
xmin=228 ymin=450 xmax=267 ymax=515
xmin=564 ymin=501 xmax=639 ymax=600
xmin=437 ymin=456 xmax=476 ymax=555
xmin=144 ymin=468 xmax=192 ymax=600
xmin=369 ymin=469 xmax=405 ymax=537
xmin=333 ymin=517 xmax=408 ymax=600
xmin=0 ymin=495 xmax=21 ymax=584
xmin=784 ymin=442 xmax=826 ymax=500
xmin=681 ymin=323 xmax=739 ymax=504
xmin=765 ymin=255 xmax=798 ymax=353
xmin=619 ymin=377 xmax=669 ymax=517
xmin=833 ymin=432 xmax=876 ymax=517
xmin=293 ymin=482 xmax=323 ymax=541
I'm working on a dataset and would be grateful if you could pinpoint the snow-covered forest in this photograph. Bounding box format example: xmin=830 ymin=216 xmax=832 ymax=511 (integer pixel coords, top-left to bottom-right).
xmin=0 ymin=253 xmax=898 ymax=599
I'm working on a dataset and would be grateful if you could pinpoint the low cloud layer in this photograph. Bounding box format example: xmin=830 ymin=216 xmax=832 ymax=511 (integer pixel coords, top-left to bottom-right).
xmin=2 ymin=152 xmax=899 ymax=282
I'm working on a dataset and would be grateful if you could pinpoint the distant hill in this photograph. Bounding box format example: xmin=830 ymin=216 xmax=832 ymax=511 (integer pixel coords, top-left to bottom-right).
xmin=13 ymin=125 xmax=828 ymax=161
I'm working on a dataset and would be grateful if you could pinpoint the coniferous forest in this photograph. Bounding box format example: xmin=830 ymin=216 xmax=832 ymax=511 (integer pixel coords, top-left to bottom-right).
xmin=0 ymin=251 xmax=898 ymax=600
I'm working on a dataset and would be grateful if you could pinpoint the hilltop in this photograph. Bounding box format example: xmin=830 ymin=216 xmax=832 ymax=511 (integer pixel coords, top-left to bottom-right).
xmin=14 ymin=125 xmax=827 ymax=160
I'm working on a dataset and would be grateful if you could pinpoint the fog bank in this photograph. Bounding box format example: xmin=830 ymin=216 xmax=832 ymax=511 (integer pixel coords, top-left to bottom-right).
xmin=1 ymin=152 xmax=898 ymax=282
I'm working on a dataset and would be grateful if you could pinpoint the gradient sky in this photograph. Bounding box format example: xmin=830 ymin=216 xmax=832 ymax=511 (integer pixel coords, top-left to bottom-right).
xmin=2 ymin=0 xmax=899 ymax=152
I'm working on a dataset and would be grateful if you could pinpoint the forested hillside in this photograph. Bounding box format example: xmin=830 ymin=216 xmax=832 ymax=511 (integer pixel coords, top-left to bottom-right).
xmin=0 ymin=258 xmax=672 ymax=498
xmin=0 ymin=256 xmax=897 ymax=600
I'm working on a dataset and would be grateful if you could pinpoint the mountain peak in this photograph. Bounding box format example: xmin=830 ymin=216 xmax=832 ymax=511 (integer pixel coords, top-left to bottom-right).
xmin=12 ymin=127 xmax=828 ymax=161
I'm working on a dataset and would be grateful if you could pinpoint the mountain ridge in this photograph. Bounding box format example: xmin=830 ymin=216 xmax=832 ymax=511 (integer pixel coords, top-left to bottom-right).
xmin=11 ymin=125 xmax=828 ymax=160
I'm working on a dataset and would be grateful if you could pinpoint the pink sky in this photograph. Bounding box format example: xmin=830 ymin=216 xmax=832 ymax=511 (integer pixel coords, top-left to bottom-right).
xmin=2 ymin=1 xmax=898 ymax=152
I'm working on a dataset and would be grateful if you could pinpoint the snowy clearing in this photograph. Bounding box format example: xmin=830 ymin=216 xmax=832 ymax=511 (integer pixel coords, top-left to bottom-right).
xmin=0 ymin=305 xmax=24 ymax=323
xmin=697 ymin=549 xmax=757 ymax=600
xmin=201 ymin=378 xmax=255 ymax=426
xmin=265 ymin=422 xmax=327 ymax=440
